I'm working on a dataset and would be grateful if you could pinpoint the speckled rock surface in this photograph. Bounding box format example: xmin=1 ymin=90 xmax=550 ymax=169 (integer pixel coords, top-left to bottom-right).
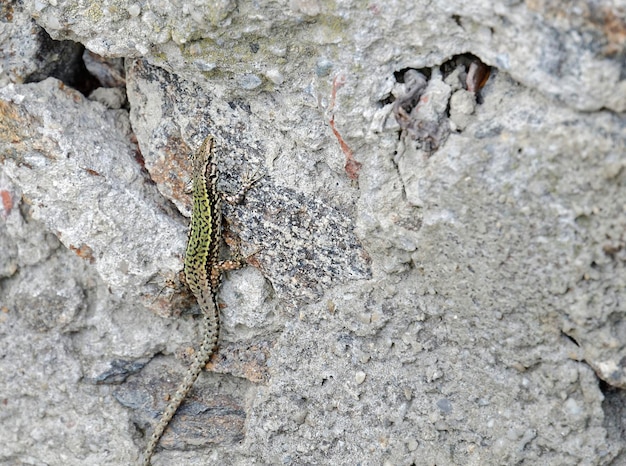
xmin=24 ymin=0 xmax=626 ymax=112
xmin=1 ymin=0 xmax=625 ymax=465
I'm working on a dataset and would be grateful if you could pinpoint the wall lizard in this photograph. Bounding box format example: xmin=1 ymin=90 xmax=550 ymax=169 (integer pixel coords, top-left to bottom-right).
xmin=141 ymin=135 xmax=257 ymax=465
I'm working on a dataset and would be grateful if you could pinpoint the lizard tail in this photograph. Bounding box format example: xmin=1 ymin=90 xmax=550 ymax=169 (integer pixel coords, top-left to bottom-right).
xmin=141 ymin=294 xmax=219 ymax=466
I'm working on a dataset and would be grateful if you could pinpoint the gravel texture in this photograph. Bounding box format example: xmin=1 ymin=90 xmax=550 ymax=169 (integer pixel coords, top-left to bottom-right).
xmin=1 ymin=0 xmax=625 ymax=465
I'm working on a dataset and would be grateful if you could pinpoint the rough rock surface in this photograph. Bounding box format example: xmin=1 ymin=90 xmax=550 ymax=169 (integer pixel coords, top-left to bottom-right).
xmin=1 ymin=0 xmax=625 ymax=465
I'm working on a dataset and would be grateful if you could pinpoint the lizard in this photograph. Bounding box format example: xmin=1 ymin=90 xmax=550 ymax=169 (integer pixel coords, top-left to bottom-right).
xmin=141 ymin=135 xmax=259 ymax=466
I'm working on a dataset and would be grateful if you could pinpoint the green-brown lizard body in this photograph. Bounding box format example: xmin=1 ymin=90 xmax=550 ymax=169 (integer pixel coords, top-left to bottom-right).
xmin=142 ymin=136 xmax=252 ymax=465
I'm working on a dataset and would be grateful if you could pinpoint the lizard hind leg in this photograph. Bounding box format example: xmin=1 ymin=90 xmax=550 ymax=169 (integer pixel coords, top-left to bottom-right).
xmin=209 ymin=246 xmax=263 ymax=292
xmin=147 ymin=269 xmax=190 ymax=318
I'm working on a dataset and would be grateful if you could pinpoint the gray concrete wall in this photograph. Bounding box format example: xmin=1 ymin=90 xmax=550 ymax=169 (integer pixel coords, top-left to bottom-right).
xmin=1 ymin=1 xmax=625 ymax=464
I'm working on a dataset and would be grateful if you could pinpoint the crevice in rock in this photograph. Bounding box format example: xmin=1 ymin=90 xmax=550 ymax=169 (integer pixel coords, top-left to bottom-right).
xmin=23 ymin=26 xmax=99 ymax=95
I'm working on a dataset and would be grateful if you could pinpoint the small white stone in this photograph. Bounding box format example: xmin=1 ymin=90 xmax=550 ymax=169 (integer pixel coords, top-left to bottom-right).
xmin=265 ymin=69 xmax=284 ymax=85
xmin=193 ymin=60 xmax=217 ymax=72
xmin=564 ymin=397 xmax=582 ymax=416
xmin=268 ymin=45 xmax=287 ymax=57
xmin=355 ymin=371 xmax=366 ymax=384
xmin=135 ymin=43 xmax=149 ymax=55
xmin=239 ymin=74 xmax=262 ymax=90
xmin=155 ymin=28 xmax=172 ymax=44
xmin=127 ymin=3 xmax=141 ymax=17
xmin=46 ymin=15 xmax=61 ymax=30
